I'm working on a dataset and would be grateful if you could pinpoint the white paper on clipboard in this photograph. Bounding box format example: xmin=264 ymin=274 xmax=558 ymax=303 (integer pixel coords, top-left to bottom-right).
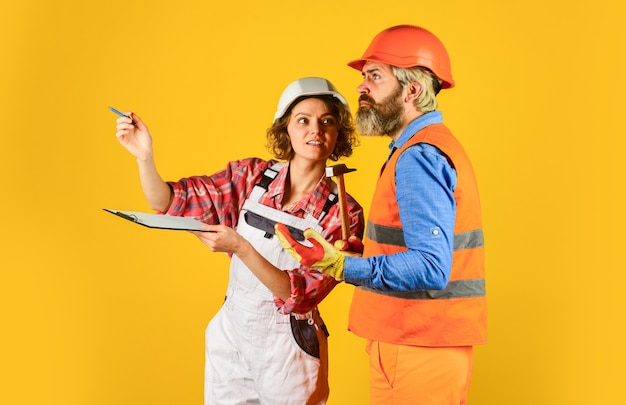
xmin=103 ymin=208 xmax=210 ymax=231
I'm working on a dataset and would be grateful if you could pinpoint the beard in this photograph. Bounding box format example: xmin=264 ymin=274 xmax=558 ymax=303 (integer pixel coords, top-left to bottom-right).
xmin=355 ymin=84 xmax=404 ymax=136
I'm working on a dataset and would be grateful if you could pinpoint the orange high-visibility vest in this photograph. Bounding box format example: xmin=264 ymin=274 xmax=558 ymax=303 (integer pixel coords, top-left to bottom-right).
xmin=348 ymin=123 xmax=487 ymax=346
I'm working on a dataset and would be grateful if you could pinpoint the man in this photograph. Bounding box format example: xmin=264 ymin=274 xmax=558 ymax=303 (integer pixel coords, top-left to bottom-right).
xmin=276 ymin=25 xmax=486 ymax=404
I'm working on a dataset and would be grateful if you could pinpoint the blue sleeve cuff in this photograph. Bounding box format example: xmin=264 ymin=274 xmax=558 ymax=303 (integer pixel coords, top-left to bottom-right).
xmin=343 ymin=256 xmax=371 ymax=287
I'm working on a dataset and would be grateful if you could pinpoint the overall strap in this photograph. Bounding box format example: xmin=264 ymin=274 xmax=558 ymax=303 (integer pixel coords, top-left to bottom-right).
xmin=315 ymin=182 xmax=338 ymax=223
xmin=248 ymin=162 xmax=285 ymax=201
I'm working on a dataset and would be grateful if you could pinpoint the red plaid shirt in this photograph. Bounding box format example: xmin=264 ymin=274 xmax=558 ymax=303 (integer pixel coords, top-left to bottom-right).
xmin=164 ymin=157 xmax=364 ymax=314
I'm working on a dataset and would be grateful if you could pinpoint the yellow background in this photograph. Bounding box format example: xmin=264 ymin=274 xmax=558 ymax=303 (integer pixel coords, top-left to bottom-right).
xmin=1 ymin=0 xmax=625 ymax=403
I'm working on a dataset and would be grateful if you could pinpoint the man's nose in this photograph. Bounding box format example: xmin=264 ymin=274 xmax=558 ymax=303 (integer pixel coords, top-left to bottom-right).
xmin=357 ymin=82 xmax=369 ymax=94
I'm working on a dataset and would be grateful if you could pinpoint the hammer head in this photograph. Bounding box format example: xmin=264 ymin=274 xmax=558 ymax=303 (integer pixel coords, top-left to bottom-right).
xmin=325 ymin=164 xmax=356 ymax=177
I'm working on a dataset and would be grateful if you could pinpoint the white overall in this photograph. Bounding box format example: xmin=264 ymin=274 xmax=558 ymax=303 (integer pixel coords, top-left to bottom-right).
xmin=204 ymin=165 xmax=334 ymax=405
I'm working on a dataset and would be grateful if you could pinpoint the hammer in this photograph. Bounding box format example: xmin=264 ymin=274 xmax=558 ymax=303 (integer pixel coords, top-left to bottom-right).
xmin=325 ymin=164 xmax=357 ymax=240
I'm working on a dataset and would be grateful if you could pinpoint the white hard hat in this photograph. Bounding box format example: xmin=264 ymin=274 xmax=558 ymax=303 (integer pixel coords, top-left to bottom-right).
xmin=273 ymin=77 xmax=350 ymax=123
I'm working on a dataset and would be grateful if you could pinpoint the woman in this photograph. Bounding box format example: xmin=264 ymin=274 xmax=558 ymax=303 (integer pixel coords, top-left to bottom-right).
xmin=114 ymin=77 xmax=364 ymax=404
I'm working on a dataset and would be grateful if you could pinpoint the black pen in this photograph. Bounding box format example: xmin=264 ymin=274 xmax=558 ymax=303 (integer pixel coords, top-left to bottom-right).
xmin=109 ymin=106 xmax=137 ymax=126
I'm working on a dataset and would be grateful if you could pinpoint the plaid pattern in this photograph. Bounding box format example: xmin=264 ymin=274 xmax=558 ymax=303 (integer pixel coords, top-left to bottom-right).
xmin=165 ymin=157 xmax=364 ymax=314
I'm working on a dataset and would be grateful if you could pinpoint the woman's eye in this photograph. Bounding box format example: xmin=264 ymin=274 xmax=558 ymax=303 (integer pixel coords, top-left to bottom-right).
xmin=322 ymin=118 xmax=336 ymax=125
xmin=298 ymin=118 xmax=308 ymax=124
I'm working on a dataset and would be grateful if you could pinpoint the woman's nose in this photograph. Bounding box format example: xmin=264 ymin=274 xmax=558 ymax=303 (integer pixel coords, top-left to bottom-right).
xmin=309 ymin=120 xmax=322 ymax=133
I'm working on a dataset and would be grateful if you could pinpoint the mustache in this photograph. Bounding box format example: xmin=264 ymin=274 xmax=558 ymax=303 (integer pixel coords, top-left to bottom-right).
xmin=358 ymin=94 xmax=376 ymax=105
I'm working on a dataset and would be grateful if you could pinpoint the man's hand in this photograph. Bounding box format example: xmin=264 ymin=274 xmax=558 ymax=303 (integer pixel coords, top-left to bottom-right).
xmin=274 ymin=223 xmax=345 ymax=281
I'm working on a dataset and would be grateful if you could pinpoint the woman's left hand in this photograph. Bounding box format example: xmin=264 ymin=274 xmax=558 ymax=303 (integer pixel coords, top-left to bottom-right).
xmin=191 ymin=225 xmax=249 ymax=255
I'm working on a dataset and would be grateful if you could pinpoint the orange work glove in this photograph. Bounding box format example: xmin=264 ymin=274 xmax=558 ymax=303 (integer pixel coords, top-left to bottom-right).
xmin=274 ymin=223 xmax=345 ymax=281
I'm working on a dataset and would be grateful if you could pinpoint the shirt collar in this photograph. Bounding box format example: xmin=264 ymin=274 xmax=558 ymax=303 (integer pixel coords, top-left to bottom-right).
xmin=264 ymin=162 xmax=333 ymax=218
xmin=388 ymin=111 xmax=443 ymax=154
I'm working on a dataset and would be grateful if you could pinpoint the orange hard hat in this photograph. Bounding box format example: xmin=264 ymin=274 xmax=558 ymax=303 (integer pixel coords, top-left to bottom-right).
xmin=348 ymin=24 xmax=455 ymax=89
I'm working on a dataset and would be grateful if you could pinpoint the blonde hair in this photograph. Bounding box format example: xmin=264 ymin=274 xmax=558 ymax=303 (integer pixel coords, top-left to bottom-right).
xmin=391 ymin=66 xmax=442 ymax=113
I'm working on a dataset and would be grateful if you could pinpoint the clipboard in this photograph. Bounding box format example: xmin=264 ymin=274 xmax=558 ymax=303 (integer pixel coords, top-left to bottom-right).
xmin=103 ymin=208 xmax=210 ymax=232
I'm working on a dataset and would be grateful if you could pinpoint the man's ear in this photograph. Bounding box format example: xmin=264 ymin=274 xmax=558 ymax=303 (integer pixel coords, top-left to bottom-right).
xmin=404 ymin=81 xmax=423 ymax=103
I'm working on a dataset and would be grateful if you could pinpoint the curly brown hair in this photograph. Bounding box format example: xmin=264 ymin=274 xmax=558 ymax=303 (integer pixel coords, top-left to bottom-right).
xmin=266 ymin=95 xmax=358 ymax=161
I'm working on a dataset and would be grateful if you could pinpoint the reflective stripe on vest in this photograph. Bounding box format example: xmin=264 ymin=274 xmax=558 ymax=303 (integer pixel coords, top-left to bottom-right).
xmin=366 ymin=221 xmax=484 ymax=251
xmin=359 ymin=278 xmax=485 ymax=299
xmin=365 ymin=220 xmax=485 ymax=299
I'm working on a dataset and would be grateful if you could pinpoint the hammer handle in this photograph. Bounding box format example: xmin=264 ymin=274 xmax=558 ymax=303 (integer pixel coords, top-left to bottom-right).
xmin=336 ymin=175 xmax=350 ymax=240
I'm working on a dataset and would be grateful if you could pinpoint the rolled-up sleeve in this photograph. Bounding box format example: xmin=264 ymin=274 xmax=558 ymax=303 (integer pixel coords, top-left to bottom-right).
xmin=274 ymin=268 xmax=339 ymax=314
